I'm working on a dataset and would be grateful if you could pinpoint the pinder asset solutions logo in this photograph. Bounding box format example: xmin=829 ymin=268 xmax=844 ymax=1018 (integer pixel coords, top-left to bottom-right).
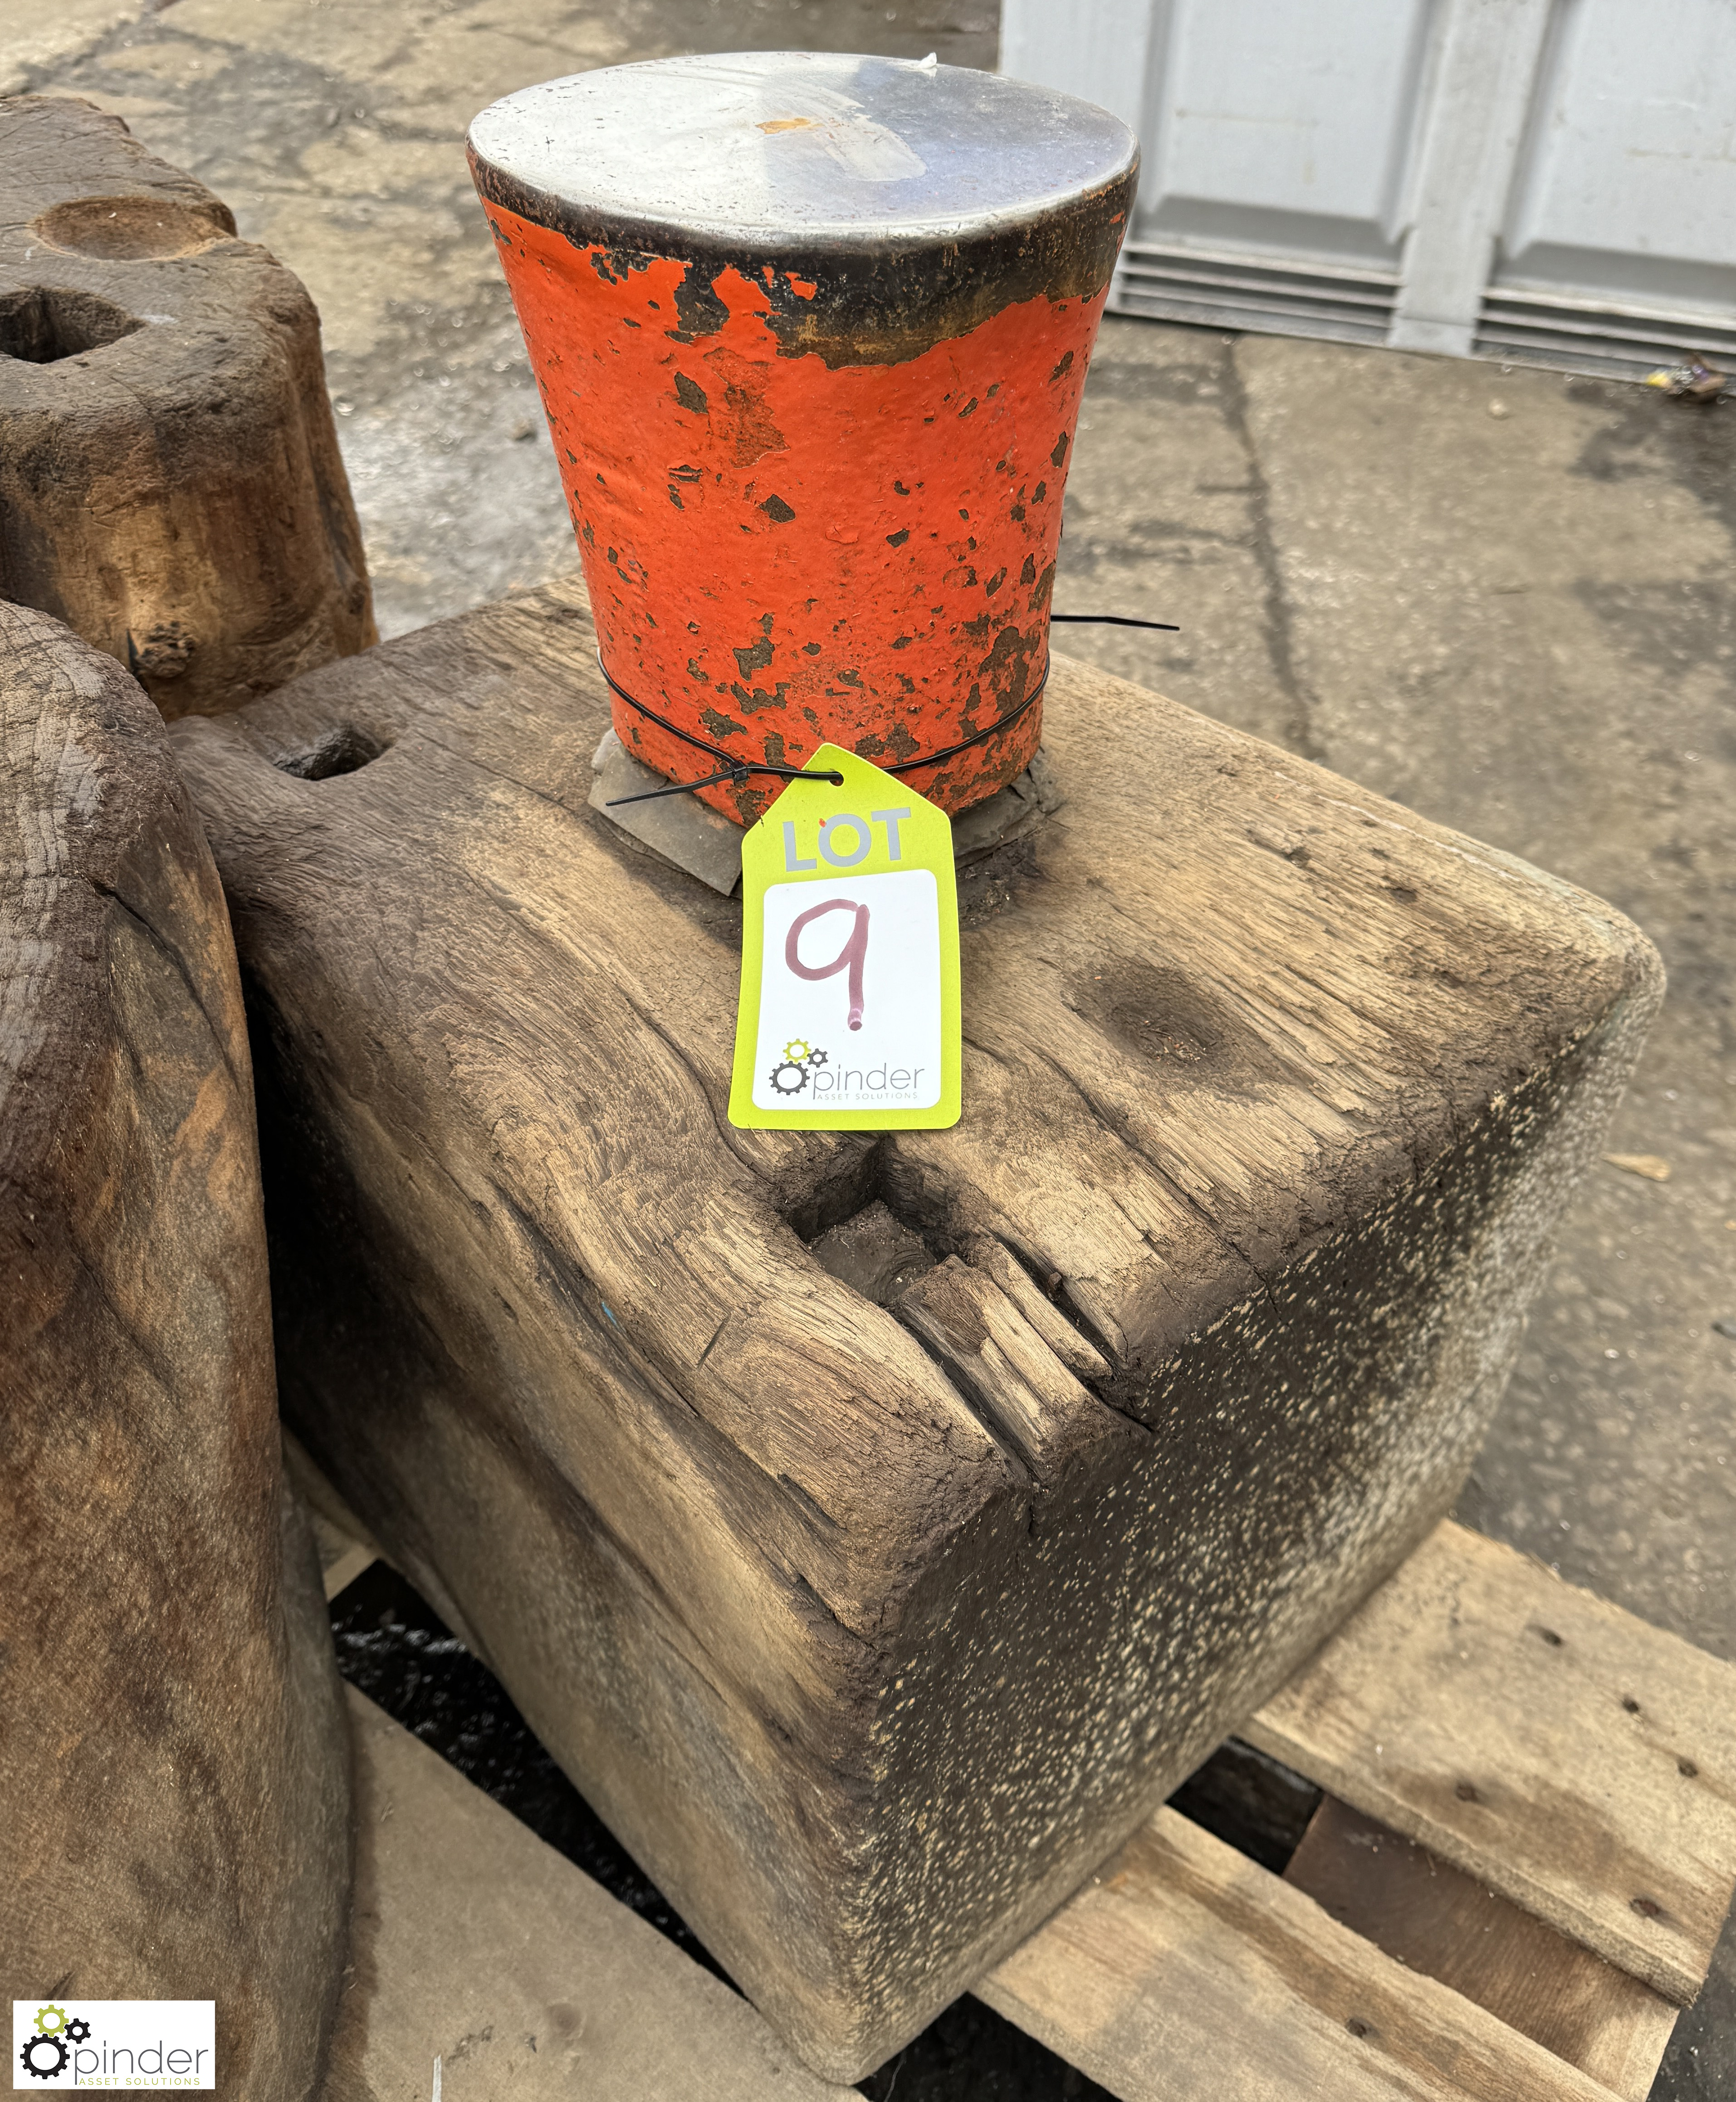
xmin=13 ymin=2002 xmax=214 ymax=2089
xmin=767 ymin=1037 xmax=829 ymax=1095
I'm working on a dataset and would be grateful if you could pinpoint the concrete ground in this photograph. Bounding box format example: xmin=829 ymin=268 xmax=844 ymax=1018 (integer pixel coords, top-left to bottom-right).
xmin=9 ymin=1 xmax=1733 ymax=2092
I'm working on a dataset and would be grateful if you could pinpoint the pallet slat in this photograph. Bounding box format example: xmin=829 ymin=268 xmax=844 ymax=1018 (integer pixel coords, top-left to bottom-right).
xmin=1284 ymin=1798 xmax=1677 ymax=2101
xmin=1244 ymin=1520 xmax=1736 ymax=2006
xmin=286 ymin=1429 xmax=383 ymax=1601
xmin=977 ymin=1807 xmax=1619 ymax=2102
xmin=311 ymin=1513 xmax=376 ymax=1604
xmin=323 ymin=1687 xmax=853 ymax=2102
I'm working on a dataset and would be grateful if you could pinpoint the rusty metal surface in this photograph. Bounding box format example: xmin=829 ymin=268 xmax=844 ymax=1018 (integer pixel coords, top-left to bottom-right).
xmin=469 ymin=53 xmax=1136 ymax=821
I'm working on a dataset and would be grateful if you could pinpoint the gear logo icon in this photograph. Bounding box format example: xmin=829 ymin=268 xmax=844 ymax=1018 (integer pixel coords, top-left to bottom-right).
xmin=768 ymin=1039 xmax=828 ymax=1097
xmin=20 ymin=2033 xmax=68 ymax=2080
xmin=20 ymin=2004 xmax=92 ymax=2079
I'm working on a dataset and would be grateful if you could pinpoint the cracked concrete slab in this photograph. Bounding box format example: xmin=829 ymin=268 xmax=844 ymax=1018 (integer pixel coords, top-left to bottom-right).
xmin=0 ymin=0 xmax=154 ymax=94
xmin=6 ymin=4 xmax=1732 ymax=2094
xmin=1228 ymin=336 xmax=1735 ymax=1656
xmin=1056 ymin=319 xmax=1327 ymax=759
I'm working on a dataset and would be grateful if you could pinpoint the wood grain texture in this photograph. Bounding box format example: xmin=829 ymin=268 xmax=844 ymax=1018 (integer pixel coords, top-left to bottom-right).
xmin=0 ymin=602 xmax=352 ymax=2100
xmin=895 ymin=1256 xmax=1107 ymax=1481
xmin=1246 ymin=1520 xmax=1736 ymax=2006
xmin=0 ymin=97 xmax=374 ymax=717
xmin=1284 ymin=1797 xmax=1678 ymax=2102
xmin=169 ymin=574 xmax=1660 ymax=2079
xmin=322 ymin=1688 xmax=855 ymax=2102
xmin=978 ymin=1806 xmax=1620 ymax=2102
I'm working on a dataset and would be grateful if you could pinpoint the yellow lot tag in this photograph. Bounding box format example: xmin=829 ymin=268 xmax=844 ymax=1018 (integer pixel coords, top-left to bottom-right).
xmin=729 ymin=746 xmax=961 ymax=1131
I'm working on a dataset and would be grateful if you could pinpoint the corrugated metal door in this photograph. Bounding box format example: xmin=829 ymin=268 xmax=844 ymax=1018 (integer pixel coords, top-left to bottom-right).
xmin=1001 ymin=0 xmax=1736 ymax=378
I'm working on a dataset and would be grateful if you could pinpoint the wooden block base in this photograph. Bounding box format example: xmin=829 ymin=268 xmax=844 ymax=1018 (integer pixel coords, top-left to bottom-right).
xmin=171 ymin=576 xmax=1661 ymax=2079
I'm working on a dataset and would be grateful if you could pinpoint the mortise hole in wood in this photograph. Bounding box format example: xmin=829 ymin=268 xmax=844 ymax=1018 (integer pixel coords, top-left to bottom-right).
xmin=1630 ymin=1896 xmax=1662 ymax=1919
xmin=1455 ymin=1779 xmax=1479 ymax=1802
xmin=1622 ymin=1696 xmax=1641 ymax=1713
xmin=32 ymin=194 xmax=235 ymax=259
xmin=1535 ymin=1625 xmax=1565 ymax=1647
xmin=808 ymin=1199 xmax=933 ymax=1306
xmin=1345 ymin=2017 xmax=1371 ymax=2038
xmin=0 ymin=285 xmax=142 ymax=364
xmin=1680 ymin=1759 xmax=1699 ymax=1777
xmin=127 ymin=623 xmax=196 ymax=685
xmin=274 ymin=726 xmax=389 ymax=782
xmin=779 ymin=1137 xmax=883 ymax=1246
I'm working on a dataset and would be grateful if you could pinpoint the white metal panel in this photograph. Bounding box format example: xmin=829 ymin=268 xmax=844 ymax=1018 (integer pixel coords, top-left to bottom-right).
xmin=1389 ymin=0 xmax=1554 ymax=353
xmin=1497 ymin=0 xmax=1736 ymax=317
xmin=997 ymin=0 xmax=1164 ymax=141
xmin=998 ymin=0 xmax=1736 ymax=375
xmin=1139 ymin=0 xmax=1438 ymax=265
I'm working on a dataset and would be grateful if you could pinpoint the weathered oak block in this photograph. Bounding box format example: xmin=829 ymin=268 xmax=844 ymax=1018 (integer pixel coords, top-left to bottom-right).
xmin=170 ymin=576 xmax=1660 ymax=2081
xmin=0 ymin=97 xmax=374 ymax=717
xmin=0 ymin=605 xmax=352 ymax=2098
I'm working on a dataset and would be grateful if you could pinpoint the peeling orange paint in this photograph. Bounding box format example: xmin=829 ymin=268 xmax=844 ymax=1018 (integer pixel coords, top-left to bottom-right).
xmin=488 ymin=203 xmax=1112 ymax=824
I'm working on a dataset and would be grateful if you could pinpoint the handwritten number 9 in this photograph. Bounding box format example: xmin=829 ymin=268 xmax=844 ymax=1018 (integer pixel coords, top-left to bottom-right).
xmin=786 ymin=899 xmax=869 ymax=1031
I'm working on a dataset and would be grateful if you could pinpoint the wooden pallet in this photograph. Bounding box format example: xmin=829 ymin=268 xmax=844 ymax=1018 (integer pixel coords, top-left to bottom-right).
xmin=298 ymin=1463 xmax=1736 ymax=2102
xmin=982 ymin=1521 xmax=1736 ymax=2102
